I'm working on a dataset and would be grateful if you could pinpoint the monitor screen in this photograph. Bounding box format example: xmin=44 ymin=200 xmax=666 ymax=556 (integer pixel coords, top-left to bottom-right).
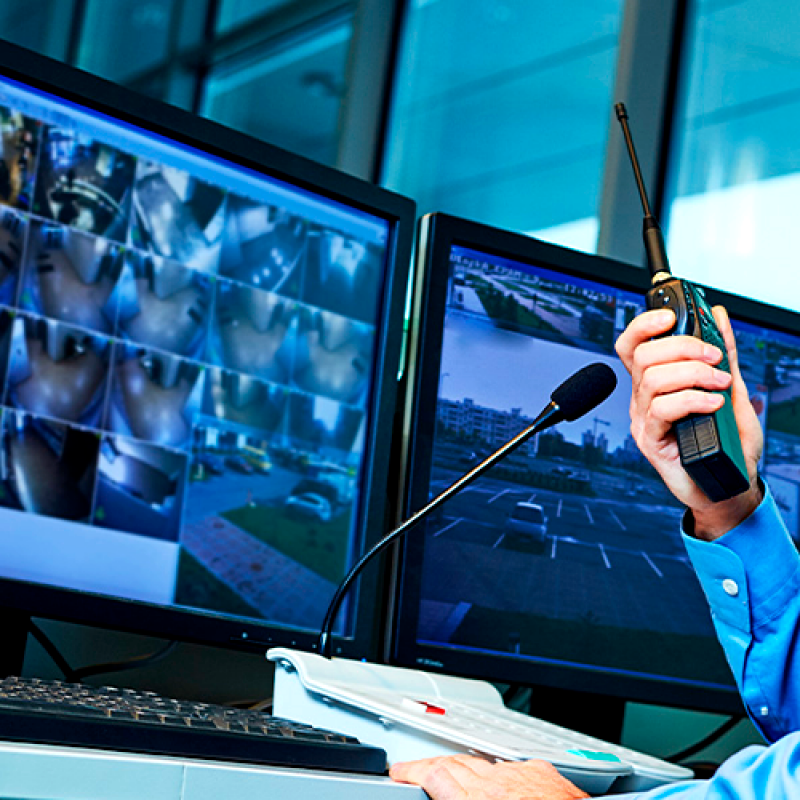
xmin=0 ymin=41 xmax=414 ymax=660
xmin=392 ymin=213 xmax=800 ymax=714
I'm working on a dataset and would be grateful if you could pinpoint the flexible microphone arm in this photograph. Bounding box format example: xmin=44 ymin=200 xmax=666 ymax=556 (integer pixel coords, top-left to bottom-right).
xmin=317 ymin=362 xmax=617 ymax=658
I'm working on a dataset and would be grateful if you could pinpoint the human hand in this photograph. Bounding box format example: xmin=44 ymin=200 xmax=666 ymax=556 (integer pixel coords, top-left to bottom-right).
xmin=389 ymin=754 xmax=589 ymax=800
xmin=614 ymin=306 xmax=763 ymax=539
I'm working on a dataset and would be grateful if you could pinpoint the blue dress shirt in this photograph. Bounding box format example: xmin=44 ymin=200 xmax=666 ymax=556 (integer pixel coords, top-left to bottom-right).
xmin=606 ymin=486 xmax=800 ymax=798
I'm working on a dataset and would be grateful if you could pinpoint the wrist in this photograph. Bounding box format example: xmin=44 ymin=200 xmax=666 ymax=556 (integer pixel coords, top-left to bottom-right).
xmin=689 ymin=477 xmax=764 ymax=541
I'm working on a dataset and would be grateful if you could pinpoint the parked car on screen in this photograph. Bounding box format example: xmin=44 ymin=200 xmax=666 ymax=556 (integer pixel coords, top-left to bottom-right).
xmin=225 ymin=455 xmax=254 ymax=474
xmin=248 ymin=454 xmax=272 ymax=474
xmin=196 ymin=453 xmax=224 ymax=475
xmin=504 ymin=501 xmax=547 ymax=549
xmin=284 ymin=492 xmax=332 ymax=523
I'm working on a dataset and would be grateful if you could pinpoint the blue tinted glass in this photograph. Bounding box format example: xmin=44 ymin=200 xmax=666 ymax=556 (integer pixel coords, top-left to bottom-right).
xmin=217 ymin=0 xmax=289 ymax=33
xmin=665 ymin=0 xmax=800 ymax=311
xmin=383 ymin=0 xmax=625 ymax=253
xmin=203 ymin=19 xmax=353 ymax=166
xmin=0 ymin=0 xmax=75 ymax=61
xmin=78 ymin=0 xmax=179 ymax=81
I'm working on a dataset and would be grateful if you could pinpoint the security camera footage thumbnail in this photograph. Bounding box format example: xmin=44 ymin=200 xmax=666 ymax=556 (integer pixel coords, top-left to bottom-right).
xmin=32 ymin=126 xmax=135 ymax=241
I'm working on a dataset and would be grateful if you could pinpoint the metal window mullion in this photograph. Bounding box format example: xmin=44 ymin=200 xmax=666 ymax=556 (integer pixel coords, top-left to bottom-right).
xmin=335 ymin=0 xmax=405 ymax=181
xmin=597 ymin=0 xmax=686 ymax=267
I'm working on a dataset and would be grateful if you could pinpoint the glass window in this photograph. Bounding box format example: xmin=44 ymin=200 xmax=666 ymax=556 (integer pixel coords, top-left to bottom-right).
xmin=0 ymin=0 xmax=76 ymax=61
xmin=665 ymin=0 xmax=800 ymax=311
xmin=78 ymin=0 xmax=179 ymax=82
xmin=383 ymin=0 xmax=625 ymax=253
xmin=217 ymin=0 xmax=289 ymax=34
xmin=203 ymin=16 xmax=354 ymax=166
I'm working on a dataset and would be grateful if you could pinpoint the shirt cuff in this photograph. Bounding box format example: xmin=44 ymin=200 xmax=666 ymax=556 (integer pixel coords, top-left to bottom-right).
xmin=682 ymin=484 xmax=800 ymax=634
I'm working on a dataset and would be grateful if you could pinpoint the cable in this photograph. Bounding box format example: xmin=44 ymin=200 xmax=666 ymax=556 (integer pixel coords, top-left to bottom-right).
xmin=665 ymin=714 xmax=745 ymax=763
xmin=69 ymin=640 xmax=179 ymax=682
xmin=27 ymin=620 xmax=75 ymax=681
xmin=26 ymin=620 xmax=179 ymax=683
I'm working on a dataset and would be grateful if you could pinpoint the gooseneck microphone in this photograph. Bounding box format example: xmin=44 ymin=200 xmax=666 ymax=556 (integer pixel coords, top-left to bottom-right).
xmin=318 ymin=362 xmax=617 ymax=658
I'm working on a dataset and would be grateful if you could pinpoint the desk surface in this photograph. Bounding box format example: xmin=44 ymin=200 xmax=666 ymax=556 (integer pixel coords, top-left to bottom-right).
xmin=0 ymin=741 xmax=425 ymax=800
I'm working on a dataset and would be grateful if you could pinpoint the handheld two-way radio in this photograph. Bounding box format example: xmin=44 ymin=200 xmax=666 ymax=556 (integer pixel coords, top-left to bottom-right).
xmin=615 ymin=102 xmax=749 ymax=503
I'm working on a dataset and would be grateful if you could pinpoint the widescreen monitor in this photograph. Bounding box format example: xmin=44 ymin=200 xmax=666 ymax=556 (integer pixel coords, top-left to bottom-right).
xmin=391 ymin=213 xmax=800 ymax=715
xmin=0 ymin=40 xmax=415 ymax=664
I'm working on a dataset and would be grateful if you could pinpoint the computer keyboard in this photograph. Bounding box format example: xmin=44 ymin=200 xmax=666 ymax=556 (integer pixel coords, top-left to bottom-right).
xmin=0 ymin=675 xmax=387 ymax=775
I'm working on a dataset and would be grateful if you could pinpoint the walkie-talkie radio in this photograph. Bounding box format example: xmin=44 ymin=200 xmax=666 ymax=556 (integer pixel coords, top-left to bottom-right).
xmin=615 ymin=102 xmax=749 ymax=502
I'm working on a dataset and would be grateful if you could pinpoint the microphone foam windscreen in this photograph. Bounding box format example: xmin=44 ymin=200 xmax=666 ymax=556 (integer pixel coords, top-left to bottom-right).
xmin=551 ymin=362 xmax=617 ymax=422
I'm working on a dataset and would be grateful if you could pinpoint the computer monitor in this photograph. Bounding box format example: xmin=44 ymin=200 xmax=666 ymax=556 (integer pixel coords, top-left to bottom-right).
xmin=391 ymin=212 xmax=800 ymax=719
xmin=0 ymin=40 xmax=415 ymax=669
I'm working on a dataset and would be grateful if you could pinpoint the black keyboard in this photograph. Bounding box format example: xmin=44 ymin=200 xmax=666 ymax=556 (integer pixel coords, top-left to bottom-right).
xmin=0 ymin=676 xmax=387 ymax=774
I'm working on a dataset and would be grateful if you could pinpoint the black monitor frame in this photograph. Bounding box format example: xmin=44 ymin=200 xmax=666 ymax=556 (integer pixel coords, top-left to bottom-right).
xmin=0 ymin=40 xmax=415 ymax=667
xmin=390 ymin=212 xmax=800 ymax=719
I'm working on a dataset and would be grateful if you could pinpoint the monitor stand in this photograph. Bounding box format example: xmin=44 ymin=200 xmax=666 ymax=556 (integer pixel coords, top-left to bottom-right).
xmin=528 ymin=685 xmax=626 ymax=744
xmin=0 ymin=607 xmax=29 ymax=677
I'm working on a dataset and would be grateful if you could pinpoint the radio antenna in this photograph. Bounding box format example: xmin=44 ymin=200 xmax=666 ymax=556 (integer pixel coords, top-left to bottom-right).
xmin=614 ymin=102 xmax=671 ymax=280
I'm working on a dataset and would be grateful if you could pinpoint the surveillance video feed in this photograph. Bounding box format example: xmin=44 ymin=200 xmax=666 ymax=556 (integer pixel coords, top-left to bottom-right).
xmin=116 ymin=252 xmax=210 ymax=358
xmin=0 ymin=105 xmax=39 ymax=211
xmin=218 ymin=194 xmax=306 ymax=295
xmin=5 ymin=315 xmax=110 ymax=426
xmin=93 ymin=434 xmax=188 ymax=541
xmin=412 ymin=245 xmax=800 ymax=688
xmin=0 ymin=74 xmax=391 ymax=633
xmin=104 ymin=345 xmax=204 ymax=449
xmin=302 ymin=228 xmax=383 ymax=324
xmin=0 ymin=409 xmax=100 ymax=521
xmin=293 ymin=308 xmax=373 ymax=404
xmin=202 ymin=368 xmax=288 ymax=432
xmin=0 ymin=206 xmax=27 ymax=305
xmin=208 ymin=280 xmax=295 ymax=383
xmin=32 ymin=126 xmax=135 ymax=241
xmin=19 ymin=221 xmax=124 ymax=332
xmin=129 ymin=161 xmax=225 ymax=273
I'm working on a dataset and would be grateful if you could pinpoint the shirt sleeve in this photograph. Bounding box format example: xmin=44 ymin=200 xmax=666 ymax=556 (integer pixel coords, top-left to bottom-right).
xmin=601 ymin=732 xmax=800 ymax=799
xmin=682 ymin=485 xmax=800 ymax=741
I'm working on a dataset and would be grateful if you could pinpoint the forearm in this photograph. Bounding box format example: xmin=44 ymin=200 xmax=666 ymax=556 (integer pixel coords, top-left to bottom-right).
xmin=599 ymin=733 xmax=800 ymax=799
xmin=684 ymin=486 xmax=800 ymax=740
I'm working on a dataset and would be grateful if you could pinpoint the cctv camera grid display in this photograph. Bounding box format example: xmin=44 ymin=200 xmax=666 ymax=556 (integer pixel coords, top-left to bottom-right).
xmin=411 ymin=244 xmax=800 ymax=687
xmin=0 ymin=81 xmax=391 ymax=631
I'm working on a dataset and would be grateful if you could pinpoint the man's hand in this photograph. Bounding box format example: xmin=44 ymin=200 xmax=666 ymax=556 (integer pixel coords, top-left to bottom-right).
xmin=389 ymin=755 xmax=589 ymax=799
xmin=614 ymin=306 xmax=763 ymax=539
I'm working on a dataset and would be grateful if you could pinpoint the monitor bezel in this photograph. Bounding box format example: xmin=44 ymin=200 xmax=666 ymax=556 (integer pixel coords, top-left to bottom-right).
xmin=0 ymin=39 xmax=416 ymax=661
xmin=390 ymin=212 xmax=800 ymax=714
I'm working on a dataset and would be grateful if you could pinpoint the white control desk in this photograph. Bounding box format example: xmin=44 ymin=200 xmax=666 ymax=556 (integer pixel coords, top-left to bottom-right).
xmin=0 ymin=741 xmax=424 ymax=800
